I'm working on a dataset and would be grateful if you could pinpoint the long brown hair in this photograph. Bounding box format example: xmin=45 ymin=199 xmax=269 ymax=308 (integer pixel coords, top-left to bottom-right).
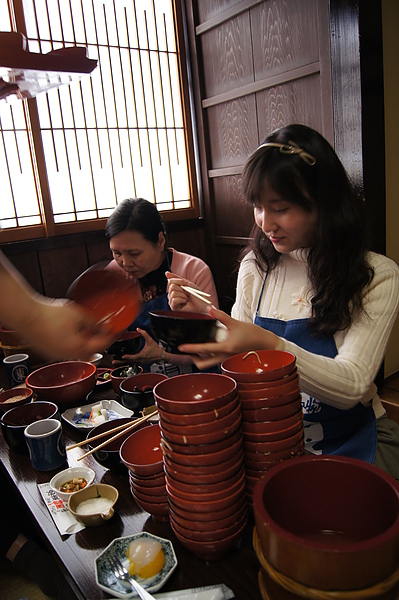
xmin=241 ymin=124 xmax=374 ymax=337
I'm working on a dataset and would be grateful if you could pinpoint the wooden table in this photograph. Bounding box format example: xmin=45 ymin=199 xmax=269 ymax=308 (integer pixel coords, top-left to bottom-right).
xmin=0 ymin=379 xmax=262 ymax=600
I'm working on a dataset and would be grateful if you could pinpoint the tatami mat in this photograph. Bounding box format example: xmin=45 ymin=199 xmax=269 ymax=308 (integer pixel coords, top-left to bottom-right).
xmin=0 ymin=557 xmax=50 ymax=600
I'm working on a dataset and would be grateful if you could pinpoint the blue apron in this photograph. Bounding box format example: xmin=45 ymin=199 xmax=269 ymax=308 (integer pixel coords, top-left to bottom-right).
xmin=254 ymin=274 xmax=377 ymax=463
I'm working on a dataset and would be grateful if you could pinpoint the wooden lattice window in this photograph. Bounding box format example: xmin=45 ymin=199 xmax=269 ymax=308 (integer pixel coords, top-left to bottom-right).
xmin=0 ymin=0 xmax=198 ymax=242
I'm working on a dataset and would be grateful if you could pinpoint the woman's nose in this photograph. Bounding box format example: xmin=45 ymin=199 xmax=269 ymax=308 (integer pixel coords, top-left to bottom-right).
xmin=259 ymin=210 xmax=277 ymax=233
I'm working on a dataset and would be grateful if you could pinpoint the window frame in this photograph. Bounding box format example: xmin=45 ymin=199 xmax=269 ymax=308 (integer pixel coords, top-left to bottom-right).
xmin=0 ymin=0 xmax=200 ymax=244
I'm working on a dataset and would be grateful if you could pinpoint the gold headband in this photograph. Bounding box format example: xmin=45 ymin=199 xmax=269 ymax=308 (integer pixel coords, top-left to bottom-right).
xmin=257 ymin=140 xmax=316 ymax=166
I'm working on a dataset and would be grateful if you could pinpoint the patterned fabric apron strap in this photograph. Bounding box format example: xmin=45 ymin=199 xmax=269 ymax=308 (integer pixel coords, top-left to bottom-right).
xmin=254 ymin=273 xmax=377 ymax=463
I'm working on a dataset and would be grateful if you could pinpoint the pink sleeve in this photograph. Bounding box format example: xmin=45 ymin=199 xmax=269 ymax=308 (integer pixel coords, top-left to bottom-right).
xmin=170 ymin=250 xmax=219 ymax=308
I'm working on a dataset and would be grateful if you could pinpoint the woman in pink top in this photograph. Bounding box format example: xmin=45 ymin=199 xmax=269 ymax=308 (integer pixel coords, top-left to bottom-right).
xmin=105 ymin=198 xmax=218 ymax=375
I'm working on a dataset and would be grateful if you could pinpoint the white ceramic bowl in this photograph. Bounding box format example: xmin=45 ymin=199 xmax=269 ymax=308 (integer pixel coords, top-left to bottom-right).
xmin=89 ymin=353 xmax=103 ymax=367
xmin=49 ymin=466 xmax=95 ymax=502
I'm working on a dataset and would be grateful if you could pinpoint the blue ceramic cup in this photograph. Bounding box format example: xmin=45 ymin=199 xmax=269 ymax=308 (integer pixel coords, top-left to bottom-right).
xmin=24 ymin=418 xmax=67 ymax=471
xmin=3 ymin=353 xmax=30 ymax=387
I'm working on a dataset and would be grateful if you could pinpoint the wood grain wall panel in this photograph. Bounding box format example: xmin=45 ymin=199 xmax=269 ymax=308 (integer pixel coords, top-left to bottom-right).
xmin=200 ymin=14 xmax=254 ymax=98
xmin=6 ymin=252 xmax=43 ymax=294
xmin=86 ymin=239 xmax=113 ymax=267
xmin=256 ymin=74 xmax=325 ymax=140
xmin=197 ymin=0 xmax=243 ymax=23
xmin=38 ymin=246 xmax=89 ymax=297
xmin=212 ymin=176 xmax=253 ymax=238
xmin=206 ymin=96 xmax=259 ymax=169
xmin=251 ymin=0 xmax=320 ymax=80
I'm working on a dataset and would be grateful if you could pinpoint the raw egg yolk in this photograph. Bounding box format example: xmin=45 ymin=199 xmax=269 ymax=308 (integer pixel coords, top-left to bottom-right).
xmin=126 ymin=539 xmax=165 ymax=579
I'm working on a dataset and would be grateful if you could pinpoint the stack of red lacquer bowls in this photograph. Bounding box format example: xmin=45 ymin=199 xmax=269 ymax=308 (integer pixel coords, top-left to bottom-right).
xmin=119 ymin=423 xmax=169 ymax=522
xmin=154 ymin=373 xmax=248 ymax=560
xmin=221 ymin=350 xmax=304 ymax=506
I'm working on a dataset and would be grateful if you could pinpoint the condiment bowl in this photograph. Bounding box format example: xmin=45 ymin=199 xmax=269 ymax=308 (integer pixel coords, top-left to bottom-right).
xmin=49 ymin=466 xmax=95 ymax=502
xmin=253 ymin=455 xmax=399 ymax=591
xmin=110 ymin=364 xmax=143 ymax=396
xmin=154 ymin=373 xmax=237 ymax=414
xmin=68 ymin=483 xmax=119 ymax=527
xmin=120 ymin=373 xmax=167 ymax=415
xmin=149 ymin=310 xmax=219 ymax=353
xmin=221 ymin=350 xmax=296 ymax=383
xmin=25 ymin=361 xmax=96 ymax=407
xmin=0 ymin=387 xmax=33 ymax=413
xmin=0 ymin=401 xmax=59 ymax=454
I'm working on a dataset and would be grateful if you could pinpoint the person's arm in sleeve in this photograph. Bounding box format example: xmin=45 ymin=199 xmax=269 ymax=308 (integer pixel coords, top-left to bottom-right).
xmin=0 ymin=252 xmax=115 ymax=361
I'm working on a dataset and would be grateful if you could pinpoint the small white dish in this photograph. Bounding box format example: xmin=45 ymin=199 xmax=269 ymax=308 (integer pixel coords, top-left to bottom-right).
xmin=49 ymin=466 xmax=95 ymax=503
xmin=95 ymin=532 xmax=177 ymax=598
xmin=61 ymin=399 xmax=133 ymax=430
xmin=89 ymin=353 xmax=103 ymax=367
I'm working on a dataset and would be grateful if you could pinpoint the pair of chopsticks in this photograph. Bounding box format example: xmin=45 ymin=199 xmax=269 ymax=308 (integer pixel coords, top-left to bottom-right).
xmin=180 ymin=285 xmax=212 ymax=305
xmin=66 ymin=408 xmax=158 ymax=461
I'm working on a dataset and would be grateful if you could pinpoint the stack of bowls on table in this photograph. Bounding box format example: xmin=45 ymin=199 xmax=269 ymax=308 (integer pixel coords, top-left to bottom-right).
xmin=119 ymin=423 xmax=169 ymax=522
xmin=221 ymin=350 xmax=304 ymax=506
xmin=154 ymin=373 xmax=248 ymax=560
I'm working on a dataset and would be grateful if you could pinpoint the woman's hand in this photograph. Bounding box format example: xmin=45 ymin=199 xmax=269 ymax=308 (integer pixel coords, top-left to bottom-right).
xmin=114 ymin=328 xmax=167 ymax=365
xmin=177 ymin=306 xmax=282 ymax=370
xmin=166 ymin=271 xmax=209 ymax=313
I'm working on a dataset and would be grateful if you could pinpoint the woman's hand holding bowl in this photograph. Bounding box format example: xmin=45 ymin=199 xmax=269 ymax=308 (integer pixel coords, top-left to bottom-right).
xmin=112 ymin=328 xmax=166 ymax=365
xmin=177 ymin=306 xmax=282 ymax=370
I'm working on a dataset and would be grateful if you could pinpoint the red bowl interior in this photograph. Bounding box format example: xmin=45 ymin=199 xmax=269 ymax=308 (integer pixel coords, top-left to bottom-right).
xmin=67 ymin=267 xmax=142 ymax=336
xmin=25 ymin=361 xmax=96 ymax=405
xmin=0 ymin=387 xmax=33 ymax=412
xmin=221 ymin=350 xmax=296 ymax=383
xmin=119 ymin=424 xmax=163 ymax=475
xmin=0 ymin=400 xmax=59 ymax=426
xmin=154 ymin=373 xmax=237 ymax=414
xmin=252 ymin=455 xmax=399 ymax=590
